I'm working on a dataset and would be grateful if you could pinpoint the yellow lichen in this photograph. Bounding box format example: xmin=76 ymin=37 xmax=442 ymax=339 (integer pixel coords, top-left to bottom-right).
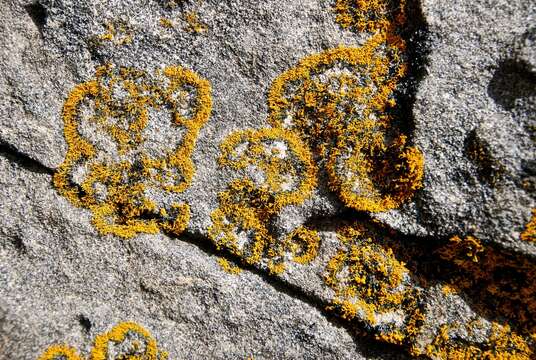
xmin=54 ymin=64 xmax=212 ymax=238
xmin=436 ymin=235 xmax=536 ymax=339
xmin=327 ymin=131 xmax=424 ymax=212
xmin=333 ymin=0 xmax=407 ymax=33
xmin=440 ymin=235 xmax=485 ymax=263
xmin=267 ymin=31 xmax=422 ymax=212
xmin=422 ymin=323 xmax=533 ymax=360
xmin=323 ymin=223 xmax=415 ymax=333
xmin=285 ymin=226 xmax=320 ymax=264
xmin=159 ymin=18 xmax=175 ymax=29
xmin=217 ymin=257 xmax=242 ymax=275
xmin=441 ymin=283 xmax=459 ymax=296
xmin=39 ymin=322 xmax=168 ymax=360
xmin=209 ymin=128 xmax=317 ymax=270
xmin=521 ymin=209 xmax=536 ymax=243
xmin=95 ymin=21 xmax=133 ymax=46
xmin=38 ymin=345 xmax=82 ymax=360
xmin=184 ymin=11 xmax=207 ymax=33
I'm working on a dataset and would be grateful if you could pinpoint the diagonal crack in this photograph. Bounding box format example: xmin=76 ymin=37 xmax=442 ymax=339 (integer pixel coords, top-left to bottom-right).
xmin=171 ymin=229 xmax=413 ymax=359
xmin=0 ymin=140 xmax=54 ymax=176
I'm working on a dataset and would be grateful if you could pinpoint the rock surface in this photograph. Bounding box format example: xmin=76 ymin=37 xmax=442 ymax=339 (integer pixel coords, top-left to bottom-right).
xmin=378 ymin=0 xmax=536 ymax=255
xmin=0 ymin=155 xmax=407 ymax=359
xmin=0 ymin=0 xmax=534 ymax=359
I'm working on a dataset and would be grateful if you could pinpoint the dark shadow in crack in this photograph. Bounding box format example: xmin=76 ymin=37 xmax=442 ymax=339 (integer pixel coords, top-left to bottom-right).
xmin=0 ymin=141 xmax=54 ymax=175
xmin=487 ymin=59 xmax=536 ymax=111
xmin=24 ymin=1 xmax=47 ymax=38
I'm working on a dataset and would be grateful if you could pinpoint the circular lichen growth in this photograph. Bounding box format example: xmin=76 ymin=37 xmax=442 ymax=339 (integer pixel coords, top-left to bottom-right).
xmin=54 ymin=64 xmax=212 ymax=238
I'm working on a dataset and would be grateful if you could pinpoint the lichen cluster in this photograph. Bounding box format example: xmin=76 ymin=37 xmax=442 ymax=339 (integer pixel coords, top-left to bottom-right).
xmin=424 ymin=322 xmax=533 ymax=360
xmin=521 ymin=209 xmax=536 ymax=243
xmin=38 ymin=321 xmax=168 ymax=360
xmin=208 ymin=128 xmax=319 ymax=274
xmin=48 ymin=1 xmax=536 ymax=358
xmin=437 ymin=236 xmax=536 ymax=339
xmin=93 ymin=20 xmax=134 ymax=47
xmin=208 ymin=0 xmax=422 ymax=273
xmin=334 ymin=0 xmax=407 ymax=33
xmin=324 ymin=223 xmax=418 ymax=343
xmin=159 ymin=0 xmax=208 ymax=34
xmin=392 ymin=234 xmax=536 ymax=359
xmin=320 ymin=223 xmax=536 ymax=359
xmin=267 ymin=5 xmax=423 ymax=212
xmin=54 ymin=64 xmax=212 ymax=238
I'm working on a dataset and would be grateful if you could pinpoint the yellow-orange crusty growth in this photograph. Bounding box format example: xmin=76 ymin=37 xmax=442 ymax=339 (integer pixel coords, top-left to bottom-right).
xmin=285 ymin=226 xmax=321 ymax=264
xmin=423 ymin=322 xmax=533 ymax=360
xmin=267 ymin=33 xmax=407 ymax=158
xmin=184 ymin=11 xmax=207 ymax=33
xmin=426 ymin=235 xmax=536 ymax=359
xmin=38 ymin=345 xmax=82 ymax=360
xmin=266 ymin=13 xmax=422 ymax=212
xmin=439 ymin=235 xmax=485 ymax=263
xmin=38 ymin=321 xmax=168 ymax=360
xmin=209 ymin=128 xmax=318 ymax=273
xmin=217 ymin=257 xmax=243 ymax=275
xmin=54 ymin=64 xmax=212 ymax=238
xmin=521 ymin=209 xmax=536 ymax=243
xmin=324 ymin=224 xmax=416 ymax=334
xmin=333 ymin=0 xmax=407 ymax=33
xmin=94 ymin=20 xmax=134 ymax=46
xmin=210 ymin=0 xmax=421 ymax=274
xmin=327 ymin=132 xmax=424 ymax=212
xmin=159 ymin=18 xmax=175 ymax=29
xmin=437 ymin=236 xmax=536 ymax=338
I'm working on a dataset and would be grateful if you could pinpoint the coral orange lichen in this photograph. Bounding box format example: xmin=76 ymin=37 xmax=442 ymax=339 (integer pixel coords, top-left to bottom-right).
xmin=38 ymin=322 xmax=168 ymax=360
xmin=521 ymin=209 xmax=536 ymax=243
xmin=54 ymin=64 xmax=212 ymax=238
xmin=38 ymin=345 xmax=82 ymax=360
xmin=209 ymin=128 xmax=317 ymax=270
xmin=324 ymin=223 xmax=415 ymax=332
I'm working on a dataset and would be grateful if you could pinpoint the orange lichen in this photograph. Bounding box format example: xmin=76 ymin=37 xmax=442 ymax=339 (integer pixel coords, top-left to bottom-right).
xmin=439 ymin=235 xmax=485 ymax=263
xmin=217 ymin=257 xmax=243 ymax=275
xmin=211 ymin=0 xmax=422 ymax=277
xmin=436 ymin=235 xmax=536 ymax=341
xmin=209 ymin=128 xmax=317 ymax=271
xmin=95 ymin=21 xmax=133 ymax=46
xmin=38 ymin=345 xmax=82 ymax=360
xmin=285 ymin=226 xmax=320 ymax=264
xmin=520 ymin=209 xmax=536 ymax=243
xmin=267 ymin=33 xmax=407 ymax=156
xmin=324 ymin=224 xmax=415 ymax=332
xmin=184 ymin=11 xmax=207 ymax=33
xmin=159 ymin=18 xmax=175 ymax=29
xmin=267 ymin=31 xmax=422 ymax=212
xmin=327 ymin=132 xmax=424 ymax=212
xmin=91 ymin=321 xmax=167 ymax=360
xmin=54 ymin=64 xmax=212 ymax=238
xmin=38 ymin=322 xmax=168 ymax=360
xmin=333 ymin=0 xmax=407 ymax=33
xmin=422 ymin=323 xmax=533 ymax=360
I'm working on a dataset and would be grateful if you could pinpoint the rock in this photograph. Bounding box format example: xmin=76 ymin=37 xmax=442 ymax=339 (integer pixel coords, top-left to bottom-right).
xmin=0 ymin=154 xmax=410 ymax=359
xmin=516 ymin=27 xmax=536 ymax=74
xmin=0 ymin=0 xmax=535 ymax=359
xmin=378 ymin=0 xmax=536 ymax=255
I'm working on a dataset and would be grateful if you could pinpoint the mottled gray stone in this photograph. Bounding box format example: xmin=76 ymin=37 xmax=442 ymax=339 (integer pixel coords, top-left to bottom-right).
xmin=0 ymin=154 xmax=407 ymax=359
xmin=1 ymin=0 xmax=535 ymax=358
xmin=378 ymin=0 xmax=536 ymax=255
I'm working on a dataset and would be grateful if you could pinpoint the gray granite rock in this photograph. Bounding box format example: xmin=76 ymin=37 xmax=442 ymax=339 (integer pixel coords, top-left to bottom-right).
xmin=378 ymin=0 xmax=536 ymax=255
xmin=0 ymin=0 xmax=535 ymax=359
xmin=0 ymin=154 xmax=410 ymax=359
